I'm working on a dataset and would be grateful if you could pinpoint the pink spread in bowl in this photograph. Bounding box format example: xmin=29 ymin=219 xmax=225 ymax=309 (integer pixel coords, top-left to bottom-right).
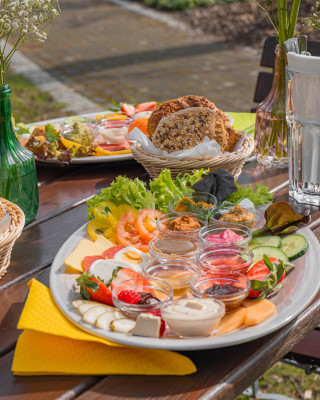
xmin=206 ymin=229 xmax=245 ymax=244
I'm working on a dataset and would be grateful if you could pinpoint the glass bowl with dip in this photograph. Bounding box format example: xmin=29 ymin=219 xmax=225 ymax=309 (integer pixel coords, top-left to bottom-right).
xmin=143 ymin=260 xmax=201 ymax=299
xmin=198 ymin=222 xmax=252 ymax=248
xmin=211 ymin=204 xmax=259 ymax=230
xmin=196 ymin=245 xmax=254 ymax=275
xmin=112 ymin=277 xmax=173 ymax=319
xmin=148 ymin=234 xmax=202 ymax=262
xmin=191 ymin=271 xmax=250 ymax=312
xmin=168 ymin=192 xmax=217 ymax=219
xmin=161 ymin=298 xmax=225 ymax=337
xmin=156 ymin=212 xmax=207 ymax=238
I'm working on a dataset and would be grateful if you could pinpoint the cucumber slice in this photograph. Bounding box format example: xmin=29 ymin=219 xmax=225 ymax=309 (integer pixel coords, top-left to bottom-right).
xmin=280 ymin=234 xmax=309 ymax=261
xmin=248 ymin=236 xmax=282 ymax=250
xmin=252 ymin=246 xmax=289 ymax=265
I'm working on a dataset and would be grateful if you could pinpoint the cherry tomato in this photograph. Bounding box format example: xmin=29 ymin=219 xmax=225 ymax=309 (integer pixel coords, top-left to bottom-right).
xmin=117 ymin=210 xmax=149 ymax=252
xmin=135 ymin=209 xmax=163 ymax=241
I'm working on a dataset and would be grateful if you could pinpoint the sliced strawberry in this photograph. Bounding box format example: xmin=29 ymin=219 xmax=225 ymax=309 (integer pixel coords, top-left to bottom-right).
xmin=121 ymin=103 xmax=135 ymax=116
xmin=149 ymin=310 xmax=166 ymax=336
xmin=83 ymin=255 xmax=105 ymax=272
xmin=117 ymin=289 xmax=141 ymax=304
xmin=135 ymin=102 xmax=157 ymax=114
xmin=246 ymin=256 xmax=289 ymax=299
xmin=102 ymin=245 xmax=126 ymax=259
xmin=76 ymin=272 xmax=113 ymax=306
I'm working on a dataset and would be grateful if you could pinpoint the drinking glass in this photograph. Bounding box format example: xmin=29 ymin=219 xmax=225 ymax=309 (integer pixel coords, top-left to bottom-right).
xmin=286 ymin=67 xmax=320 ymax=206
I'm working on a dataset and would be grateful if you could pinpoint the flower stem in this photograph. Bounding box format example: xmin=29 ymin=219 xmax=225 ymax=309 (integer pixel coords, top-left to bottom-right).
xmin=288 ymin=0 xmax=301 ymax=38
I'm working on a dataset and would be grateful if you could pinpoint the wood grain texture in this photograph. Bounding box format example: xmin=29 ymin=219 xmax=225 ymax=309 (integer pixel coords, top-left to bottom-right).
xmin=0 ymin=351 xmax=101 ymax=400
xmin=0 ymin=203 xmax=87 ymax=291
xmin=31 ymin=161 xmax=147 ymax=228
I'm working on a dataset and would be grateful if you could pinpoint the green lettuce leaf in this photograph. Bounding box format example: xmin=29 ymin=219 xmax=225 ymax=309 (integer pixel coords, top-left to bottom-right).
xmin=87 ymin=176 xmax=156 ymax=219
xmin=150 ymin=168 xmax=208 ymax=213
xmin=225 ymin=182 xmax=273 ymax=206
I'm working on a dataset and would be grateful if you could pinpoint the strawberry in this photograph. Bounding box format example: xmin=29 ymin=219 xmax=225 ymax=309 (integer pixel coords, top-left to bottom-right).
xmin=149 ymin=310 xmax=166 ymax=336
xmin=102 ymin=245 xmax=126 ymax=259
xmin=117 ymin=289 xmax=141 ymax=304
xmin=246 ymin=256 xmax=291 ymax=299
xmin=76 ymin=272 xmax=113 ymax=306
xmin=121 ymin=103 xmax=135 ymax=116
xmin=83 ymin=255 xmax=105 ymax=272
xmin=135 ymin=102 xmax=157 ymax=113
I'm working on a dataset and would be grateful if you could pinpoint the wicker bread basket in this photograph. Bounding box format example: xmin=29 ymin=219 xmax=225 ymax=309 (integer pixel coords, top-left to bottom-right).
xmin=0 ymin=198 xmax=25 ymax=279
xmin=131 ymin=133 xmax=254 ymax=180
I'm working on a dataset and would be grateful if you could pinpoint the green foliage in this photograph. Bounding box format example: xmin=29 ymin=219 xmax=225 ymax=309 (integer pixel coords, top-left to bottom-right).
xmin=143 ymin=0 xmax=239 ymax=11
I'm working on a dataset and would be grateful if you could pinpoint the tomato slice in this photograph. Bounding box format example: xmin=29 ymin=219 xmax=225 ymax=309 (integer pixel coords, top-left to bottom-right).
xmin=117 ymin=211 xmax=149 ymax=252
xmin=135 ymin=209 xmax=163 ymax=241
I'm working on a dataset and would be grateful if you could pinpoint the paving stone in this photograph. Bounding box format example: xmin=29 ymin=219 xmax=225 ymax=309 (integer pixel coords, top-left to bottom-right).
xmin=19 ymin=0 xmax=262 ymax=113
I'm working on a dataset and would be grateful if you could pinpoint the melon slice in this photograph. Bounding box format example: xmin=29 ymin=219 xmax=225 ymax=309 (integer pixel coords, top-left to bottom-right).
xmin=242 ymin=298 xmax=276 ymax=327
xmin=216 ymin=307 xmax=247 ymax=335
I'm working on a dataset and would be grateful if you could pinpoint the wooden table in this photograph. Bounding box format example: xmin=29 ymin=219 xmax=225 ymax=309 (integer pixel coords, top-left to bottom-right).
xmin=1 ymin=158 xmax=320 ymax=400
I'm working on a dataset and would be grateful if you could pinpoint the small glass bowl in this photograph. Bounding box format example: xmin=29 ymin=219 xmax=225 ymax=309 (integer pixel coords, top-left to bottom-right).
xmin=97 ymin=112 xmax=132 ymax=127
xmin=191 ymin=272 xmax=250 ymax=312
xmin=156 ymin=212 xmax=207 ymax=238
xmin=143 ymin=260 xmax=201 ymax=299
xmin=112 ymin=277 xmax=173 ymax=319
xmin=198 ymin=222 xmax=252 ymax=248
xmin=168 ymin=192 xmax=217 ymax=219
xmin=161 ymin=298 xmax=225 ymax=337
xmin=148 ymin=234 xmax=202 ymax=262
xmin=61 ymin=129 xmax=95 ymax=146
xmin=196 ymin=245 xmax=254 ymax=275
xmin=211 ymin=205 xmax=259 ymax=230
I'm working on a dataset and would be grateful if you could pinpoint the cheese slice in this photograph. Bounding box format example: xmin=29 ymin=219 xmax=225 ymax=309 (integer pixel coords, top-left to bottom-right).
xmin=94 ymin=235 xmax=114 ymax=250
xmin=64 ymin=239 xmax=107 ymax=273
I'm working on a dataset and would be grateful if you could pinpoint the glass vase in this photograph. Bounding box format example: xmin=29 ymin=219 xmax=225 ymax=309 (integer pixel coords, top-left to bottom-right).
xmin=254 ymin=44 xmax=288 ymax=168
xmin=0 ymin=84 xmax=39 ymax=224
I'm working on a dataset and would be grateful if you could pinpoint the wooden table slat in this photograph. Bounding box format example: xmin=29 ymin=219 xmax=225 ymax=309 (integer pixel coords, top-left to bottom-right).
xmin=0 ymin=352 xmax=102 ymax=400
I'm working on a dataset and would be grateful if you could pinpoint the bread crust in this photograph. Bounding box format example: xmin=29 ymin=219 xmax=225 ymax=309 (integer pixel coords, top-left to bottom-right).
xmin=147 ymin=95 xmax=217 ymax=138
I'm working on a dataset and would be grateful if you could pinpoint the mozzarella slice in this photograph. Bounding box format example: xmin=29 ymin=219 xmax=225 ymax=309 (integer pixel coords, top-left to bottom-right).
xmin=89 ymin=259 xmax=131 ymax=283
xmin=78 ymin=302 xmax=114 ymax=315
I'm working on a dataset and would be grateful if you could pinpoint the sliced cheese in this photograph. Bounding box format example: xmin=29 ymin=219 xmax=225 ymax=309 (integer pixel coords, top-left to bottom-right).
xmin=64 ymin=239 xmax=106 ymax=273
xmin=94 ymin=235 xmax=114 ymax=250
xmin=216 ymin=307 xmax=247 ymax=335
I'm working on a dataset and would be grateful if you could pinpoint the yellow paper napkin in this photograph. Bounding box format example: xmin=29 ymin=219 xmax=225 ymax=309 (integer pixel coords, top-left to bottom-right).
xmin=12 ymin=279 xmax=196 ymax=376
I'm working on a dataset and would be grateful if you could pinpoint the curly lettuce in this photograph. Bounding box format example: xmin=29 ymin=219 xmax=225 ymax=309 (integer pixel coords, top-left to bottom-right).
xmin=87 ymin=176 xmax=156 ymax=219
xmin=150 ymin=168 xmax=208 ymax=213
xmin=225 ymin=182 xmax=273 ymax=206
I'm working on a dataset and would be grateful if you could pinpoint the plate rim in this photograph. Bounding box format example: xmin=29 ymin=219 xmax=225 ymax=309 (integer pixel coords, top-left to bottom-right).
xmin=49 ymin=222 xmax=320 ymax=351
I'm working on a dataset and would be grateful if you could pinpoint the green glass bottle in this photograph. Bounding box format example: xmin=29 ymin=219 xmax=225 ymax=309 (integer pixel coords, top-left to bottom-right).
xmin=0 ymin=84 xmax=39 ymax=224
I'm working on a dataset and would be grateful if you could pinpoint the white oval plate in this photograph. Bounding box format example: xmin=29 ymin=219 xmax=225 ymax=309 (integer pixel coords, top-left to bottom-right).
xmin=50 ymin=223 xmax=320 ymax=351
xmin=27 ymin=111 xmax=134 ymax=164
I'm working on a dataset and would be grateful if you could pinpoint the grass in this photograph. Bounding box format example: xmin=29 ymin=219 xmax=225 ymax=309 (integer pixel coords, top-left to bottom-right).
xmin=238 ymin=362 xmax=320 ymax=400
xmin=5 ymin=71 xmax=67 ymax=123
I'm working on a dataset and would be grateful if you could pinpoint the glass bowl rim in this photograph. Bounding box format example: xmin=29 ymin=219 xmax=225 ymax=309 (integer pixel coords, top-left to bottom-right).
xmin=168 ymin=191 xmax=218 ymax=215
xmin=112 ymin=277 xmax=174 ymax=310
xmin=190 ymin=271 xmax=250 ymax=299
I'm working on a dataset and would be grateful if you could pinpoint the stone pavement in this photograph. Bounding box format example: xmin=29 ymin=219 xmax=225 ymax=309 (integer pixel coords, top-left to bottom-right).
xmin=20 ymin=0 xmax=262 ymax=114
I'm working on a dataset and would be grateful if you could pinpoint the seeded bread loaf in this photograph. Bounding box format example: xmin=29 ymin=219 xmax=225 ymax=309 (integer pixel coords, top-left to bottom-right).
xmin=147 ymin=95 xmax=217 ymax=139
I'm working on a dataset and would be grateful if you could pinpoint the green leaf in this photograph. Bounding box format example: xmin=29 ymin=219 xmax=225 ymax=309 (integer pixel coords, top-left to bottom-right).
xmin=225 ymin=182 xmax=273 ymax=206
xmin=263 ymin=254 xmax=274 ymax=272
